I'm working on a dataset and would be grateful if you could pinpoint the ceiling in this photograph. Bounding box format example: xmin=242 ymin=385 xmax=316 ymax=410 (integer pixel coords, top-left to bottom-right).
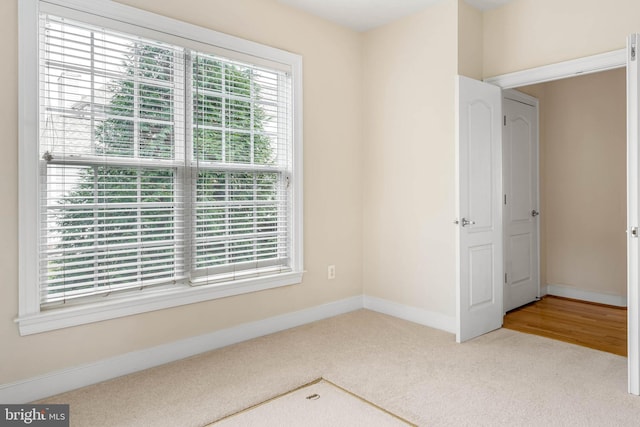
xmin=277 ymin=0 xmax=514 ymax=32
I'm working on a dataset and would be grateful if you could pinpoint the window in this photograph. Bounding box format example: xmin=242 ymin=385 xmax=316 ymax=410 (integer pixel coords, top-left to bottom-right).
xmin=18 ymin=0 xmax=303 ymax=335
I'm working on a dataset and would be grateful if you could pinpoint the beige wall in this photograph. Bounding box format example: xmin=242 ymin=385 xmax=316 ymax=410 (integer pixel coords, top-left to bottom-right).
xmin=520 ymin=68 xmax=626 ymax=298
xmin=0 ymin=0 xmax=364 ymax=384
xmin=483 ymin=0 xmax=640 ymax=77
xmin=361 ymin=0 xmax=458 ymax=316
xmin=458 ymin=0 xmax=483 ymax=80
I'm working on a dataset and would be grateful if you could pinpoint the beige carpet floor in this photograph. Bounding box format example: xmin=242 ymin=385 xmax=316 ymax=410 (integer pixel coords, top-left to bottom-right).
xmin=209 ymin=379 xmax=414 ymax=426
xmin=38 ymin=310 xmax=640 ymax=426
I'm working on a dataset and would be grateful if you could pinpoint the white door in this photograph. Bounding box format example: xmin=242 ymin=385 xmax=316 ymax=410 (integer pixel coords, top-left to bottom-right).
xmin=503 ymin=94 xmax=540 ymax=312
xmin=627 ymin=33 xmax=640 ymax=395
xmin=456 ymin=76 xmax=503 ymax=343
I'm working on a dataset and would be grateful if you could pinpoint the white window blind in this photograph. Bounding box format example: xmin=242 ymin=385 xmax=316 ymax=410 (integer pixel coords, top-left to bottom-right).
xmin=189 ymin=52 xmax=292 ymax=285
xmin=38 ymin=12 xmax=293 ymax=307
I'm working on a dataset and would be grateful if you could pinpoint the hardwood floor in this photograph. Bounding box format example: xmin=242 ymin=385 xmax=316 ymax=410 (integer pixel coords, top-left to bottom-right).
xmin=503 ymin=295 xmax=627 ymax=356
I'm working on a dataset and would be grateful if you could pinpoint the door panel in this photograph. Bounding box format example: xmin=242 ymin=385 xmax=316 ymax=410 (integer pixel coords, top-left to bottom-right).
xmin=456 ymin=76 xmax=503 ymax=343
xmin=510 ymin=118 xmax=533 ymax=221
xmin=468 ymin=102 xmax=494 ymax=228
xmin=509 ymin=233 xmax=532 ymax=284
xmin=503 ymin=96 xmax=539 ymax=312
xmin=469 ymin=245 xmax=494 ymax=307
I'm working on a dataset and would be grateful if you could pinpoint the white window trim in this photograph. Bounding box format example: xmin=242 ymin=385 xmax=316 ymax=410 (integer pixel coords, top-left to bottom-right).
xmin=17 ymin=0 xmax=304 ymax=335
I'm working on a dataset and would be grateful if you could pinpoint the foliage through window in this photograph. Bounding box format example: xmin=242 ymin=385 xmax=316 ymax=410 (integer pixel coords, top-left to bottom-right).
xmin=37 ymin=12 xmax=296 ymax=308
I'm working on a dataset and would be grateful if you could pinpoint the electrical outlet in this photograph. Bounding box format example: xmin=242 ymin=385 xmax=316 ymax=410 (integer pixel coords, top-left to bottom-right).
xmin=327 ymin=265 xmax=336 ymax=280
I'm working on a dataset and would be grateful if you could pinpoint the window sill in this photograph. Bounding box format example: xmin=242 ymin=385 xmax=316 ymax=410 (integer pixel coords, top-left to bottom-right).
xmin=16 ymin=271 xmax=304 ymax=336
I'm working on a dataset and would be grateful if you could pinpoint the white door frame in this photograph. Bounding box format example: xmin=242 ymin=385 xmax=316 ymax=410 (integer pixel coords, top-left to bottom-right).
xmin=483 ymin=46 xmax=637 ymax=395
xmin=485 ymin=49 xmax=625 ymax=89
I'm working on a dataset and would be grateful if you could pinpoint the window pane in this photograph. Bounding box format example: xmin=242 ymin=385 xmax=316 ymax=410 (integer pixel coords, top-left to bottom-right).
xmin=224 ymin=64 xmax=251 ymax=97
xmin=254 ymin=133 xmax=277 ymax=165
xmin=41 ymin=165 xmax=181 ymax=303
xmin=225 ymin=131 xmax=252 ymax=164
xmin=194 ymin=171 xmax=284 ymax=270
xmin=193 ymin=129 xmax=222 ymax=162
xmin=139 ymin=84 xmax=173 ymax=121
xmin=139 ymin=123 xmax=174 ymax=159
xmin=192 ymin=52 xmax=285 ymax=167
xmin=227 ymin=99 xmax=251 ymax=129
xmin=40 ymin=15 xmax=180 ymax=161
xmin=137 ymin=45 xmax=174 ymax=82
xmin=193 ymin=57 xmax=223 ymax=92
xmin=193 ymin=94 xmax=222 ymax=127
xmin=96 ymin=118 xmax=135 ymax=157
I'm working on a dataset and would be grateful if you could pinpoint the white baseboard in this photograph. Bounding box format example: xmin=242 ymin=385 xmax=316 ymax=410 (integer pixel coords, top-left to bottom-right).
xmin=363 ymin=295 xmax=456 ymax=334
xmin=0 ymin=296 xmax=364 ymax=404
xmin=0 ymin=294 xmax=457 ymax=404
xmin=545 ymin=284 xmax=627 ymax=307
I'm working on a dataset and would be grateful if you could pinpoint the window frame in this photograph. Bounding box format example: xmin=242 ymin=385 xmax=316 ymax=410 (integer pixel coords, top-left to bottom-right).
xmin=17 ymin=0 xmax=303 ymax=335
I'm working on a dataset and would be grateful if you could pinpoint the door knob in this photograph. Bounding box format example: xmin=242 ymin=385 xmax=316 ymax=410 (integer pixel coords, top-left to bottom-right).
xmin=531 ymin=210 xmax=540 ymax=217
xmin=461 ymin=218 xmax=475 ymax=227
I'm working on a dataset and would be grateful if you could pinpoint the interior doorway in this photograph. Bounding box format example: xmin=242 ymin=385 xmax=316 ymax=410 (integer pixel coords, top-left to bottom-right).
xmin=513 ymin=68 xmax=627 ymax=311
xmin=505 ymin=68 xmax=627 ymax=310
xmin=500 ymin=67 xmax=628 ymax=356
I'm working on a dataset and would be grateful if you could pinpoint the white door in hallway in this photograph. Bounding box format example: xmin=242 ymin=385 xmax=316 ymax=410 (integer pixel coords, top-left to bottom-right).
xmin=503 ymin=94 xmax=539 ymax=312
xmin=456 ymin=76 xmax=503 ymax=343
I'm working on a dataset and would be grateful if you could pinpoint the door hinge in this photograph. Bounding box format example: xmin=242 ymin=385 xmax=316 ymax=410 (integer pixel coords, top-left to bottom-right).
xmin=504 ymin=273 xmax=508 ymax=284
xmin=632 ymin=226 xmax=639 ymax=238
xmin=503 ymin=115 xmax=507 ymax=126
xmin=504 ymin=194 xmax=507 ymax=205
xmin=632 ymin=44 xmax=637 ymax=62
